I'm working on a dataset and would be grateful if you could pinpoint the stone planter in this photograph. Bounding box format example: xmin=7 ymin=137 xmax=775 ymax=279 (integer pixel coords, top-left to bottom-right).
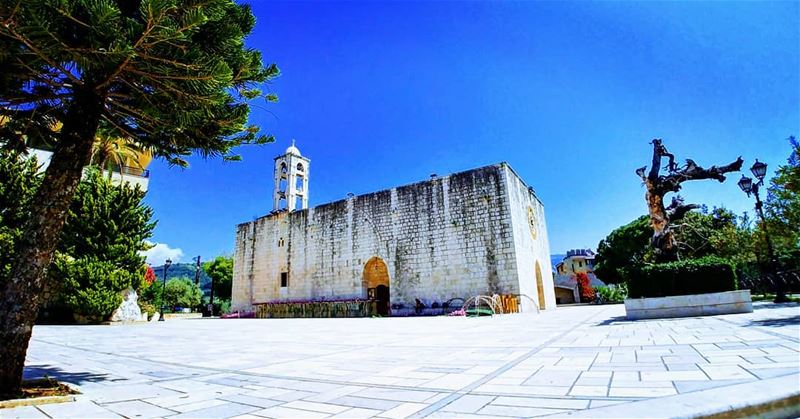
xmin=624 ymin=290 xmax=753 ymax=320
xmin=163 ymin=312 xmax=203 ymax=320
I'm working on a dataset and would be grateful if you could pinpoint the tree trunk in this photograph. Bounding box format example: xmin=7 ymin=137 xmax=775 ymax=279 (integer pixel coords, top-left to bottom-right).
xmin=645 ymin=179 xmax=677 ymax=262
xmin=638 ymin=140 xmax=741 ymax=262
xmin=0 ymin=91 xmax=102 ymax=396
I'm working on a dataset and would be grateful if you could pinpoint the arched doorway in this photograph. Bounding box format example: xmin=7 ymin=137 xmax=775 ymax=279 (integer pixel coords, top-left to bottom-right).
xmin=363 ymin=257 xmax=390 ymax=316
xmin=535 ymin=261 xmax=546 ymax=309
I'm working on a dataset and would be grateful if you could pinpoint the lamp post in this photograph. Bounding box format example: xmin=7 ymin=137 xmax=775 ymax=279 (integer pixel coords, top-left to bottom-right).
xmin=193 ymin=256 xmax=201 ymax=286
xmin=158 ymin=258 xmax=172 ymax=321
xmin=193 ymin=256 xmax=202 ymax=314
xmin=738 ymin=160 xmax=787 ymax=303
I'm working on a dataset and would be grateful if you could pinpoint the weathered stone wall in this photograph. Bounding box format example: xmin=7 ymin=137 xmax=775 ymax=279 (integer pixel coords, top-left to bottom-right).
xmin=503 ymin=165 xmax=557 ymax=311
xmin=232 ymin=163 xmax=553 ymax=313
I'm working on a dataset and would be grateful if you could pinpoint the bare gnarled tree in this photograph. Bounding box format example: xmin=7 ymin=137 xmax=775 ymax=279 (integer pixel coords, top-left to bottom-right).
xmin=637 ymin=139 xmax=743 ymax=261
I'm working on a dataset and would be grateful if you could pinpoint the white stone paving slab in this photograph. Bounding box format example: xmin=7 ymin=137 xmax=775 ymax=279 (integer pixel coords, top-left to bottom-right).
xmin=329 ymin=407 xmax=382 ymax=418
xmin=36 ymin=400 xmax=122 ymax=418
xmin=18 ymin=303 xmax=799 ymax=418
xmin=251 ymin=405 xmax=331 ymax=418
xmin=101 ymin=400 xmax=178 ymax=417
xmin=0 ymin=405 xmax=48 ymax=418
xmin=170 ymin=402 xmax=261 ymax=418
xmin=377 ymin=402 xmax=427 ymax=418
xmin=558 ymin=373 xmax=800 ymax=418
xmin=438 ymin=395 xmax=495 ymax=413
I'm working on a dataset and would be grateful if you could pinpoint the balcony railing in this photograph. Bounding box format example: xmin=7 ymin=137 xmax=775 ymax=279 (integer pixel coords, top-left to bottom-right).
xmin=113 ymin=165 xmax=150 ymax=178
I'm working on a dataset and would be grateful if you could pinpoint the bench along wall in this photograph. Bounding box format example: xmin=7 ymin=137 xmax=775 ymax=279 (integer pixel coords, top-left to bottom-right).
xmin=232 ymin=163 xmax=554 ymax=314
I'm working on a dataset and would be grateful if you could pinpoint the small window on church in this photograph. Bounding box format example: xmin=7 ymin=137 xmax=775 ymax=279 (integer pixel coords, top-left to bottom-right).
xmin=280 ymin=272 xmax=288 ymax=288
xmin=280 ymin=163 xmax=288 ymax=174
xmin=278 ymin=237 xmax=284 ymax=247
xmin=297 ymin=162 xmax=304 ymax=172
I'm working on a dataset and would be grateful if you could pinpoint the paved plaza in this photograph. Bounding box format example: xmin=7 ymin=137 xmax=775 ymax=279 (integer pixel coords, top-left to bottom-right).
xmin=5 ymin=303 xmax=800 ymax=418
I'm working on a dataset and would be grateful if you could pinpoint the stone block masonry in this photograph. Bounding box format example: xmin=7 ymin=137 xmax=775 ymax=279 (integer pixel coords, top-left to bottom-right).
xmin=232 ymin=162 xmax=554 ymax=314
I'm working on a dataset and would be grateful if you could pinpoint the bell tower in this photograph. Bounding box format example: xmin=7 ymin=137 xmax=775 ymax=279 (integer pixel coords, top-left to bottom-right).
xmin=273 ymin=140 xmax=310 ymax=211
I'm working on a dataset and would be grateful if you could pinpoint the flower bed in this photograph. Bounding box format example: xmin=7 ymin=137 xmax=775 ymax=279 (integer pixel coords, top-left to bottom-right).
xmin=254 ymin=299 xmax=377 ymax=318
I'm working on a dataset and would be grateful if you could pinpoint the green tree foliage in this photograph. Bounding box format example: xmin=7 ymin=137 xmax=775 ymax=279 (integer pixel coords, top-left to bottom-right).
xmin=0 ymin=154 xmax=41 ymax=279
xmin=674 ymin=208 xmax=755 ymax=266
xmin=59 ymin=170 xmax=155 ymax=276
xmin=138 ymin=266 xmax=161 ymax=310
xmin=139 ymin=278 xmax=162 ymax=308
xmin=628 ymin=256 xmax=737 ymax=298
xmin=49 ymin=170 xmax=156 ymax=320
xmin=0 ymin=0 xmax=279 ymax=162
xmin=766 ymin=137 xmax=800 ymax=269
xmin=203 ymin=255 xmax=233 ymax=300
xmin=594 ymin=284 xmax=628 ymax=303
xmin=0 ymin=155 xmax=155 ymax=321
xmin=163 ymin=277 xmax=202 ymax=311
xmin=0 ymin=0 xmax=277 ymax=392
xmin=52 ymin=256 xmax=131 ymax=322
xmin=595 ymin=210 xmax=756 ymax=284
xmin=594 ymin=216 xmax=651 ymax=284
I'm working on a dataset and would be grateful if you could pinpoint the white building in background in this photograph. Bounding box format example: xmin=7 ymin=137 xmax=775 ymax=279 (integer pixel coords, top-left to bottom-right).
xmin=232 ymin=143 xmax=556 ymax=315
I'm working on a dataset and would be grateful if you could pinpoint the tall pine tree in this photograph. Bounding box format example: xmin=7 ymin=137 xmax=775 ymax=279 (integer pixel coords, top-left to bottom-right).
xmin=0 ymin=0 xmax=278 ymax=393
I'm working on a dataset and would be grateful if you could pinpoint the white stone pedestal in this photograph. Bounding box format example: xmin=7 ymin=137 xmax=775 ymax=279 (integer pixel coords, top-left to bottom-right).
xmin=624 ymin=290 xmax=753 ymax=320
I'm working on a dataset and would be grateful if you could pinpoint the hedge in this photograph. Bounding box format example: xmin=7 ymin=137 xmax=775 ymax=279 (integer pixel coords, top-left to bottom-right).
xmin=628 ymin=256 xmax=738 ymax=298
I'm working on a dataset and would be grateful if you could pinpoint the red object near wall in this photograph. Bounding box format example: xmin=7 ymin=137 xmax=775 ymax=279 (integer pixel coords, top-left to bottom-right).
xmin=576 ymin=272 xmax=594 ymax=303
xmin=144 ymin=266 xmax=157 ymax=285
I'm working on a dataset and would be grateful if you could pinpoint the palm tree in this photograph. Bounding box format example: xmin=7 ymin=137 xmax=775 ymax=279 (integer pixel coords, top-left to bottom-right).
xmin=89 ymin=135 xmax=150 ymax=180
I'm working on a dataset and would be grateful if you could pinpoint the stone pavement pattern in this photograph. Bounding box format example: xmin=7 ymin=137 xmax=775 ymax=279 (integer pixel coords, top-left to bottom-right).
xmin=4 ymin=303 xmax=799 ymax=418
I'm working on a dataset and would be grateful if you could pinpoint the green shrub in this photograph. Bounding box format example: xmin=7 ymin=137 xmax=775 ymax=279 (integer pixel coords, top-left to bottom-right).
xmin=52 ymin=256 xmax=135 ymax=322
xmin=138 ymin=301 xmax=157 ymax=319
xmin=139 ymin=278 xmax=162 ymax=307
xmin=628 ymin=256 xmax=737 ymax=298
xmin=594 ymin=283 xmax=628 ymax=303
xmin=219 ymin=299 xmax=232 ymax=315
xmin=0 ymin=154 xmax=41 ymax=284
xmin=163 ymin=278 xmax=202 ymax=311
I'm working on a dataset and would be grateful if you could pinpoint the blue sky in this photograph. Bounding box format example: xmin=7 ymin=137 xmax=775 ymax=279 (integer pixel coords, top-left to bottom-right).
xmin=142 ymin=1 xmax=799 ymax=265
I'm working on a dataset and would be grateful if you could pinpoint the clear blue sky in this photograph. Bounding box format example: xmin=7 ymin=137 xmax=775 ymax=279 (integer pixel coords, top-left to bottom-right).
xmin=142 ymin=1 xmax=799 ymax=265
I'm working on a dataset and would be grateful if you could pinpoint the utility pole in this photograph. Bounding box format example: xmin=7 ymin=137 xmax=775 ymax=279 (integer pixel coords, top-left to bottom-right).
xmin=193 ymin=256 xmax=202 ymax=314
xmin=193 ymin=256 xmax=201 ymax=286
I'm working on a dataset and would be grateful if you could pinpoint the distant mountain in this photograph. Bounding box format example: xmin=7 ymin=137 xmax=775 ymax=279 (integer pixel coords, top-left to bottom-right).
xmin=150 ymin=263 xmax=212 ymax=294
xmin=550 ymin=254 xmax=565 ymax=269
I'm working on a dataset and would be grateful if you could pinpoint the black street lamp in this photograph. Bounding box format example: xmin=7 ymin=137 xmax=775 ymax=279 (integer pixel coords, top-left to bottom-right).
xmin=738 ymin=160 xmax=787 ymax=303
xmin=158 ymin=258 xmax=172 ymax=321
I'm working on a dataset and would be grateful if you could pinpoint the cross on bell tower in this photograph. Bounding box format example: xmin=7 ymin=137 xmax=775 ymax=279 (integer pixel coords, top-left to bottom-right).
xmin=273 ymin=140 xmax=310 ymax=211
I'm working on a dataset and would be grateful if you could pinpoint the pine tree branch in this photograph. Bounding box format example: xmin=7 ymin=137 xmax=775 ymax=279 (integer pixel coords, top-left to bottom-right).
xmin=52 ymin=6 xmax=91 ymax=28
xmin=2 ymin=24 xmax=83 ymax=86
xmin=95 ymin=11 xmax=158 ymax=92
xmin=127 ymin=67 xmax=218 ymax=82
xmin=106 ymin=99 xmax=163 ymax=127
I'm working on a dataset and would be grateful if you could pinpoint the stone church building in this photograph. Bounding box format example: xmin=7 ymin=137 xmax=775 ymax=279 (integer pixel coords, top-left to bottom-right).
xmin=231 ymin=143 xmax=555 ymax=314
